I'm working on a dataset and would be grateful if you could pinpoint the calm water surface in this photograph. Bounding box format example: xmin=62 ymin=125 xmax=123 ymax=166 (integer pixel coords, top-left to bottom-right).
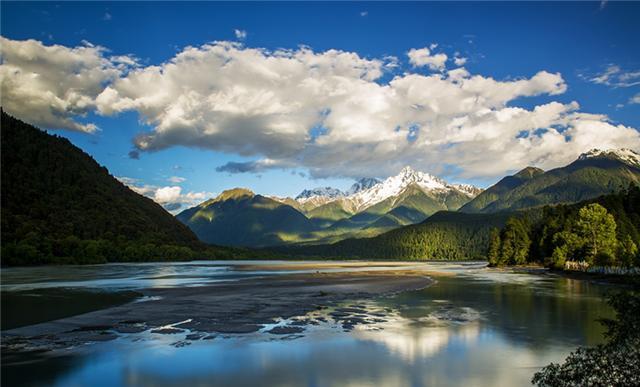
xmin=1 ymin=261 xmax=614 ymax=387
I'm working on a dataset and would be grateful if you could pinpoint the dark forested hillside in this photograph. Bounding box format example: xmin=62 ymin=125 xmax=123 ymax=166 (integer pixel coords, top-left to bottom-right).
xmin=282 ymin=211 xmax=514 ymax=260
xmin=0 ymin=111 xmax=239 ymax=265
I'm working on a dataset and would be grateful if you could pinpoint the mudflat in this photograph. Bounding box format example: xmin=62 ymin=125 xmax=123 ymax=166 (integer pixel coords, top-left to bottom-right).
xmin=2 ymin=269 xmax=433 ymax=354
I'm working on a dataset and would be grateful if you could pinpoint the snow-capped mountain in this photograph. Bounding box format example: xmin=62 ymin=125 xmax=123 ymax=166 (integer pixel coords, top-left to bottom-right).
xmin=296 ymin=187 xmax=344 ymax=201
xmin=287 ymin=166 xmax=482 ymax=214
xmin=343 ymin=166 xmax=481 ymax=213
xmin=294 ymin=178 xmax=381 ymax=203
xmin=450 ymin=183 xmax=484 ymax=197
xmin=578 ymin=148 xmax=640 ymax=168
xmin=346 ymin=178 xmax=381 ymax=196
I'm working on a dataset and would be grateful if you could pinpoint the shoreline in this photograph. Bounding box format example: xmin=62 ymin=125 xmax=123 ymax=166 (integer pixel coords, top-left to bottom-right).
xmin=489 ymin=264 xmax=640 ymax=286
xmin=0 ymin=258 xmax=487 ymax=269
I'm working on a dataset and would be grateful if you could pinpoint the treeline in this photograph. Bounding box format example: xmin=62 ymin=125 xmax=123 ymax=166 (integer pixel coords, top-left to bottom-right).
xmin=0 ymin=236 xmax=250 ymax=266
xmin=488 ymin=185 xmax=640 ymax=268
xmin=0 ymin=111 xmax=248 ymax=265
xmin=283 ymin=211 xmax=514 ymax=260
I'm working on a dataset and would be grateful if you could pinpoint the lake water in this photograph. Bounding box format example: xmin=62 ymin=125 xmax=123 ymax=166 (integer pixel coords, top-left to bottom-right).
xmin=1 ymin=261 xmax=614 ymax=387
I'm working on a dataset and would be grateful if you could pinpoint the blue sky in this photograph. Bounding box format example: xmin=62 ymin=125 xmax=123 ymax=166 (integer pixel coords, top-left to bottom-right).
xmin=1 ymin=1 xmax=639 ymax=211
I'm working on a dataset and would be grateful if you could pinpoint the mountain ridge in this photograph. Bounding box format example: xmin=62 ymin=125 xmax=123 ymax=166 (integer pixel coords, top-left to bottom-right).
xmin=460 ymin=148 xmax=640 ymax=213
xmin=179 ymin=166 xmax=483 ymax=247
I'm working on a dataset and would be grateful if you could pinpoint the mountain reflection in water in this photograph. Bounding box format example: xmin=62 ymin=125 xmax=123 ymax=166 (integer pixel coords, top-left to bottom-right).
xmin=1 ymin=261 xmax=614 ymax=387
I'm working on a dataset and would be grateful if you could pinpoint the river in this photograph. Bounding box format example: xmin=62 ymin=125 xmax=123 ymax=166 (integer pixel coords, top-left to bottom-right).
xmin=1 ymin=261 xmax=613 ymax=386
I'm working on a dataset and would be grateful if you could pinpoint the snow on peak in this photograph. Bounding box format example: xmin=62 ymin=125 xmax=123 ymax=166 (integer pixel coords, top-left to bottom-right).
xmin=292 ymin=166 xmax=481 ymax=212
xmin=346 ymin=166 xmax=478 ymax=212
xmin=451 ymin=183 xmax=484 ymax=197
xmin=578 ymin=148 xmax=640 ymax=167
xmin=346 ymin=177 xmax=381 ymax=196
xmin=296 ymin=187 xmax=344 ymax=201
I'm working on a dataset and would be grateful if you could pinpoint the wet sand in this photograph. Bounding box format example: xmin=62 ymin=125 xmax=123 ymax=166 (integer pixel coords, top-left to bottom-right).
xmin=2 ymin=270 xmax=433 ymax=354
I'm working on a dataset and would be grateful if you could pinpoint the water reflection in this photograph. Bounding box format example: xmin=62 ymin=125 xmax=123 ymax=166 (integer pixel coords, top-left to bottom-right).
xmin=1 ymin=262 xmax=615 ymax=387
xmin=355 ymin=321 xmax=481 ymax=361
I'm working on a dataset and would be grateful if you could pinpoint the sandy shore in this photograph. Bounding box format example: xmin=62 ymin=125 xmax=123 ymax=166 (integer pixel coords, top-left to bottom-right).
xmin=1 ymin=270 xmax=433 ymax=354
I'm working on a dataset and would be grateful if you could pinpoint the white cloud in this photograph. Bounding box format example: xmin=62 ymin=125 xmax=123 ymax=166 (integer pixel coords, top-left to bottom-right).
xmin=154 ymin=186 xmax=182 ymax=204
xmin=103 ymin=12 xmax=112 ymax=21
xmin=234 ymin=29 xmax=247 ymax=40
xmin=407 ymin=47 xmax=448 ymax=71
xmin=0 ymin=37 xmax=134 ymax=132
xmin=360 ymin=11 xmax=368 ymax=17
xmin=168 ymin=176 xmax=186 ymax=183
xmin=117 ymin=177 xmax=211 ymax=213
xmin=4 ymin=37 xmax=640 ymax=182
xmin=585 ymin=64 xmax=640 ymax=88
xmin=629 ymin=93 xmax=640 ymax=105
xmin=383 ymin=55 xmax=400 ymax=69
xmin=454 ymin=56 xmax=467 ymax=66
xmin=111 ymin=55 xmax=138 ymax=67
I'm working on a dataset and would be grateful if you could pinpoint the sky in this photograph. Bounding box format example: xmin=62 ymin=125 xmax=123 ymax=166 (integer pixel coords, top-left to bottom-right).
xmin=1 ymin=1 xmax=639 ymax=213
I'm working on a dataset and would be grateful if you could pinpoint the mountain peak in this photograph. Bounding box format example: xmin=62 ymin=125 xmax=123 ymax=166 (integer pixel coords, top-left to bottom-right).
xmin=394 ymin=166 xmax=446 ymax=188
xmin=217 ymin=188 xmax=254 ymax=201
xmin=347 ymin=166 xmax=478 ymax=211
xmin=346 ymin=177 xmax=381 ymax=195
xmin=578 ymin=148 xmax=640 ymax=167
xmin=400 ymin=165 xmax=416 ymax=174
xmin=514 ymin=166 xmax=544 ymax=179
xmin=296 ymin=187 xmax=344 ymax=201
xmin=398 ymin=165 xmax=425 ymax=179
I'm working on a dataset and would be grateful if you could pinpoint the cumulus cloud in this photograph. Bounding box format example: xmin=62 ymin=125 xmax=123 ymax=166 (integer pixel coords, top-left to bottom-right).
xmin=117 ymin=177 xmax=211 ymax=213
xmin=154 ymin=186 xmax=182 ymax=203
xmin=407 ymin=47 xmax=448 ymax=71
xmin=629 ymin=93 xmax=640 ymax=105
xmin=3 ymin=36 xmax=640 ymax=182
xmin=0 ymin=37 xmax=133 ymax=132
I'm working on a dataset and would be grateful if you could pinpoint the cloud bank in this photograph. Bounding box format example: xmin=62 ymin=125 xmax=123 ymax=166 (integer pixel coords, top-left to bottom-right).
xmin=2 ymin=36 xmax=639 ymax=181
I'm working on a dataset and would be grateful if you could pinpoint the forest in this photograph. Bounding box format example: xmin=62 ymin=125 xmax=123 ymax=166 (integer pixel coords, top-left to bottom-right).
xmin=488 ymin=185 xmax=640 ymax=268
xmin=284 ymin=211 xmax=515 ymax=260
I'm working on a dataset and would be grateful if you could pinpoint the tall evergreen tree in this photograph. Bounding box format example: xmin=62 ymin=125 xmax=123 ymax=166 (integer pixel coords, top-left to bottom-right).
xmin=575 ymin=203 xmax=617 ymax=264
xmin=487 ymin=228 xmax=502 ymax=266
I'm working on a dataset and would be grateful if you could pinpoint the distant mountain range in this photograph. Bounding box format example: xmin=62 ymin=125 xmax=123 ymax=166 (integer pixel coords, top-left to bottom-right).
xmin=4 ymin=108 xmax=639 ymax=263
xmin=179 ymin=148 xmax=640 ymax=249
xmin=460 ymin=148 xmax=640 ymax=213
xmin=177 ymin=166 xmax=482 ymax=247
xmin=285 ymin=148 xmax=640 ymax=260
xmin=294 ymin=177 xmax=382 ymax=201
